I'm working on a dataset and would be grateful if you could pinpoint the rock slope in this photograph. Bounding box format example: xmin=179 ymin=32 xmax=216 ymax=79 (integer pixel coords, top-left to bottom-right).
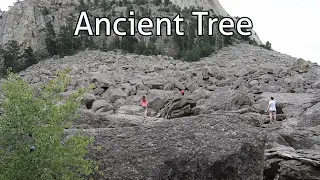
xmin=16 ymin=43 xmax=320 ymax=179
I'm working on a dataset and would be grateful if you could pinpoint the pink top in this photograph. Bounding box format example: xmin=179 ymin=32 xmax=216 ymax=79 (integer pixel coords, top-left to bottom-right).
xmin=141 ymin=100 xmax=148 ymax=106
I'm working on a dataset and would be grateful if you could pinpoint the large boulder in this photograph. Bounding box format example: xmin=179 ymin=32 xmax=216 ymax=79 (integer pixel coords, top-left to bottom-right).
xmin=291 ymin=58 xmax=310 ymax=74
xmin=254 ymin=92 xmax=317 ymax=114
xmin=201 ymin=90 xmax=253 ymax=111
xmin=298 ymin=102 xmax=320 ymax=127
xmin=116 ymin=105 xmax=145 ymax=116
xmin=264 ymin=145 xmax=320 ymax=180
xmin=157 ymin=97 xmax=196 ymax=119
xmin=278 ymin=126 xmax=320 ymax=150
xmin=102 ymin=88 xmax=127 ymax=103
xmin=91 ymin=99 xmax=109 ymax=112
xmin=83 ymin=114 xmax=266 ymax=180
xmin=91 ymin=74 xmax=116 ymax=89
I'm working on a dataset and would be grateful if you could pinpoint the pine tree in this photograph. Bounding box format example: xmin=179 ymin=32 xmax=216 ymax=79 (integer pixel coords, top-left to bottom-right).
xmin=78 ymin=0 xmax=87 ymax=11
xmin=86 ymin=0 xmax=92 ymax=9
xmin=57 ymin=25 xmax=76 ymax=57
xmin=120 ymin=36 xmax=138 ymax=53
xmin=45 ymin=22 xmax=58 ymax=56
xmin=2 ymin=40 xmax=21 ymax=72
xmin=266 ymin=41 xmax=272 ymax=50
xmin=23 ymin=46 xmax=37 ymax=67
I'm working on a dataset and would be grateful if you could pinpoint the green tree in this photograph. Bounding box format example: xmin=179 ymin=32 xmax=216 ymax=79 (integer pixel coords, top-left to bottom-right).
xmin=2 ymin=40 xmax=22 ymax=72
xmin=57 ymin=25 xmax=82 ymax=57
xmin=23 ymin=46 xmax=38 ymax=67
xmin=265 ymin=41 xmax=272 ymax=50
xmin=45 ymin=22 xmax=58 ymax=56
xmin=0 ymin=69 xmax=98 ymax=180
xmin=120 ymin=36 xmax=139 ymax=53
xmin=78 ymin=0 xmax=88 ymax=11
xmin=86 ymin=0 xmax=92 ymax=9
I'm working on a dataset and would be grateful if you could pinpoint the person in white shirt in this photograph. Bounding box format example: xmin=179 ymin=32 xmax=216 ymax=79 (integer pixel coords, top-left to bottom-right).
xmin=268 ymin=97 xmax=277 ymax=124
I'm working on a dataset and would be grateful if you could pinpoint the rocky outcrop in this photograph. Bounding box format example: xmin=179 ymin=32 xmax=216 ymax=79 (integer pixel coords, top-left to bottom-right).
xmin=264 ymin=145 xmax=320 ymax=180
xmin=75 ymin=114 xmax=266 ymax=180
xmin=157 ymin=97 xmax=197 ymax=119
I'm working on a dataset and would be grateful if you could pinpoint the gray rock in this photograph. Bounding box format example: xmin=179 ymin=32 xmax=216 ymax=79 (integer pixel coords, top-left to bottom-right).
xmin=264 ymin=145 xmax=320 ymax=180
xmin=116 ymin=105 xmax=144 ymax=116
xmin=102 ymin=88 xmax=127 ymax=103
xmin=93 ymin=87 xmax=105 ymax=96
xmin=84 ymin=114 xmax=265 ymax=180
xmin=81 ymin=93 xmax=96 ymax=108
xmin=235 ymin=68 xmax=249 ymax=77
xmin=157 ymin=97 xmax=196 ymax=119
xmin=148 ymin=96 xmax=166 ymax=112
xmin=186 ymin=82 xmax=198 ymax=93
xmin=113 ymin=98 xmax=126 ymax=108
xmin=91 ymin=99 xmax=108 ymax=112
xmin=298 ymin=102 xmax=320 ymax=127
xmin=249 ymin=80 xmax=259 ymax=87
xmin=205 ymin=90 xmax=253 ymax=111
xmin=311 ymin=81 xmax=320 ymax=89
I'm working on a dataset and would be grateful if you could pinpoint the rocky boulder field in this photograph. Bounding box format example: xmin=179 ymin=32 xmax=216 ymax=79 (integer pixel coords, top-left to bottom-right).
xmin=17 ymin=43 xmax=320 ymax=179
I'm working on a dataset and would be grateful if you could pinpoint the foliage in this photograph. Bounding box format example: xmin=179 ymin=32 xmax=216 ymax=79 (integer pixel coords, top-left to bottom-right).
xmin=259 ymin=41 xmax=272 ymax=50
xmin=77 ymin=0 xmax=88 ymax=11
xmin=265 ymin=41 xmax=272 ymax=50
xmin=23 ymin=46 xmax=38 ymax=67
xmin=45 ymin=22 xmax=58 ymax=56
xmin=57 ymin=24 xmax=83 ymax=57
xmin=2 ymin=40 xmax=21 ymax=72
xmin=120 ymin=36 xmax=139 ymax=53
xmin=0 ymin=69 xmax=98 ymax=180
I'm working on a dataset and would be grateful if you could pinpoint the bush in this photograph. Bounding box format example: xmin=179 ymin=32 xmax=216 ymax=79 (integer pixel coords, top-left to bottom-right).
xmin=0 ymin=69 xmax=98 ymax=180
xmin=265 ymin=41 xmax=272 ymax=50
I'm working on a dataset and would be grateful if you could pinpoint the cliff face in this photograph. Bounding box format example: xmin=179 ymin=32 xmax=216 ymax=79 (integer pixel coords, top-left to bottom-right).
xmin=0 ymin=0 xmax=78 ymax=55
xmin=0 ymin=0 xmax=262 ymax=55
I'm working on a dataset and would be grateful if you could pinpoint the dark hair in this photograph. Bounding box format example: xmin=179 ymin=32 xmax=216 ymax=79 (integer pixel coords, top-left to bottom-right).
xmin=271 ymin=97 xmax=274 ymax=100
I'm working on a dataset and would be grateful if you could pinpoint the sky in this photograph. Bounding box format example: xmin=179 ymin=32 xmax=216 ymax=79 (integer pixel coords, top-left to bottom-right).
xmin=1 ymin=0 xmax=319 ymax=63
xmin=220 ymin=0 xmax=320 ymax=63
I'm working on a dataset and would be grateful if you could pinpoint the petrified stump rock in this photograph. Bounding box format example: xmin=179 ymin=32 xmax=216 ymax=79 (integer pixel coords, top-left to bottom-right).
xmin=83 ymin=114 xmax=266 ymax=180
xmin=157 ymin=97 xmax=196 ymax=119
xmin=264 ymin=145 xmax=320 ymax=180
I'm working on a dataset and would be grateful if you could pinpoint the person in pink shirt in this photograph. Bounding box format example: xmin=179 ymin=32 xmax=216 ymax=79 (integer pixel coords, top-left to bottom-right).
xmin=180 ymin=89 xmax=185 ymax=96
xmin=140 ymin=96 xmax=148 ymax=118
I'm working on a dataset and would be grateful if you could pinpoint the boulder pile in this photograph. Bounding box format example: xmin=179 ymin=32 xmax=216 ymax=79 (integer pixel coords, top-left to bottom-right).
xmin=18 ymin=43 xmax=320 ymax=179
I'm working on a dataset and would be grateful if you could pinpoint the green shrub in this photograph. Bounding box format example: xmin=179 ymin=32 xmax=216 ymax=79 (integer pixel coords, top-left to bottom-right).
xmin=0 ymin=69 xmax=98 ymax=180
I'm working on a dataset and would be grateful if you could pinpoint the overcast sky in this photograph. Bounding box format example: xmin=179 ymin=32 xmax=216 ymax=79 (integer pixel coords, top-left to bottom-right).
xmin=220 ymin=0 xmax=320 ymax=64
xmin=1 ymin=0 xmax=319 ymax=63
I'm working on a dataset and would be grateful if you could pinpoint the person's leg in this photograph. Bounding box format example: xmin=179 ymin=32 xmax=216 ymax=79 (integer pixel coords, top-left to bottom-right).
xmin=269 ymin=111 xmax=273 ymax=123
xmin=144 ymin=106 xmax=147 ymax=118
xmin=273 ymin=112 xmax=277 ymax=122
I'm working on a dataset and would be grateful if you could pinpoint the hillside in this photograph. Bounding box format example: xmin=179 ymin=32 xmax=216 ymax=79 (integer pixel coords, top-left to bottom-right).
xmin=0 ymin=0 xmax=262 ymax=63
xmin=1 ymin=0 xmax=319 ymax=179
xmin=17 ymin=43 xmax=320 ymax=179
